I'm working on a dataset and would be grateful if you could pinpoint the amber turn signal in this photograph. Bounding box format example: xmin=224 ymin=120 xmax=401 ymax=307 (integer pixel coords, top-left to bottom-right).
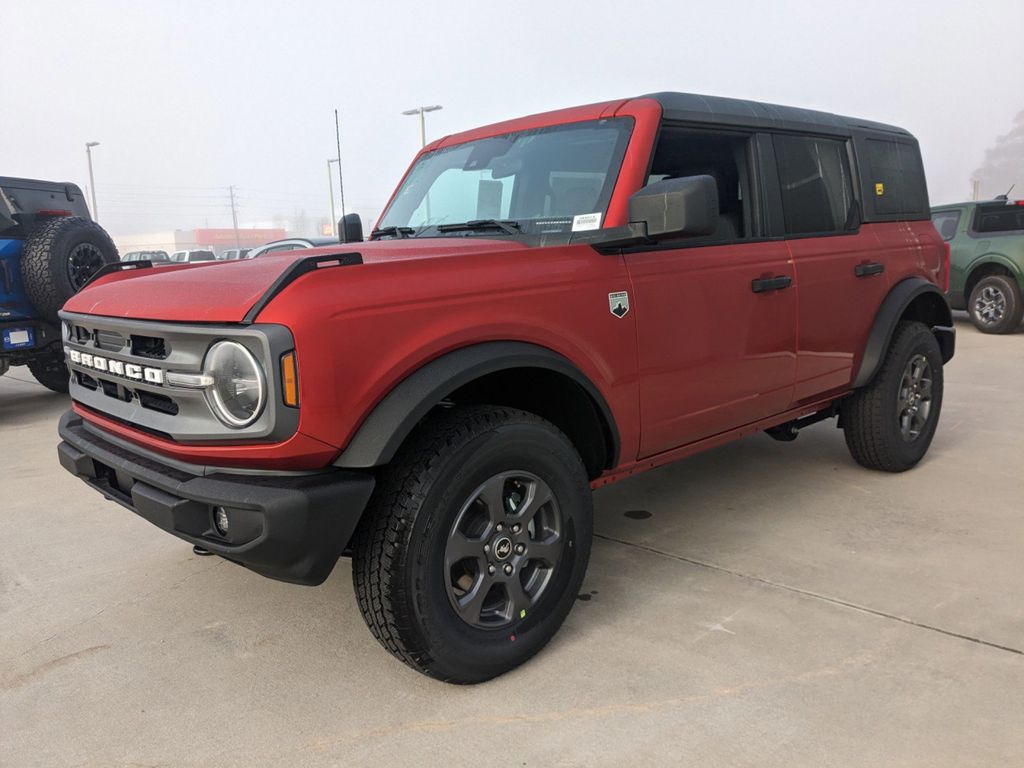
xmin=281 ymin=351 xmax=299 ymax=407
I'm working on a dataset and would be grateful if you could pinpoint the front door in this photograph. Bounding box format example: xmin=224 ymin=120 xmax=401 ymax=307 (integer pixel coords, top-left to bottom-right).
xmin=623 ymin=126 xmax=797 ymax=458
xmin=628 ymin=240 xmax=797 ymax=457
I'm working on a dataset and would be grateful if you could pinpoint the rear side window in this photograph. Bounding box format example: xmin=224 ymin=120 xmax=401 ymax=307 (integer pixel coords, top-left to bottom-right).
xmin=865 ymin=138 xmax=927 ymax=216
xmin=930 ymin=210 xmax=961 ymax=241
xmin=973 ymin=205 xmax=1024 ymax=233
xmin=774 ymin=135 xmax=855 ymax=235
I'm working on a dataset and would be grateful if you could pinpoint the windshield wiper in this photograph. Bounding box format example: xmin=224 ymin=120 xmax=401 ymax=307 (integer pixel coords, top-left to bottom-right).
xmin=435 ymin=219 xmax=522 ymax=236
xmin=369 ymin=226 xmax=414 ymax=240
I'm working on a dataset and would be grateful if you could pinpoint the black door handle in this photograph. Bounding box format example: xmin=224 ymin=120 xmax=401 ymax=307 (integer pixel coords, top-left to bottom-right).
xmin=751 ymin=275 xmax=792 ymax=293
xmin=854 ymin=262 xmax=885 ymax=277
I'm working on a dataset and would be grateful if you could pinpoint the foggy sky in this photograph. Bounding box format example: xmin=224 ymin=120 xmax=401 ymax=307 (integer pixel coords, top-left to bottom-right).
xmin=3 ymin=0 xmax=1022 ymax=238
xmin=974 ymin=110 xmax=1024 ymax=199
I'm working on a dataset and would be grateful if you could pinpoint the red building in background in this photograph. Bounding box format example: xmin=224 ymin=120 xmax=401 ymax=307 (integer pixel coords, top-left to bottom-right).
xmin=192 ymin=228 xmax=286 ymax=251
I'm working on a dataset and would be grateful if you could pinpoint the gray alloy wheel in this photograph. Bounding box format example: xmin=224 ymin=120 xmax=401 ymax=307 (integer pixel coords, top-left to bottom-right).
xmin=444 ymin=471 xmax=564 ymax=629
xmin=351 ymin=405 xmax=593 ymax=683
xmin=973 ymin=283 xmax=1007 ymax=327
xmin=968 ymin=275 xmax=1024 ymax=334
xmin=840 ymin=320 xmax=943 ymax=472
xmin=897 ymin=353 xmax=933 ymax=442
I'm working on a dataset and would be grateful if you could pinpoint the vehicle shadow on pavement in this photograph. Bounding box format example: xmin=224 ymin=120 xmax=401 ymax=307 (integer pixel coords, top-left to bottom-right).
xmin=0 ymin=375 xmax=68 ymax=427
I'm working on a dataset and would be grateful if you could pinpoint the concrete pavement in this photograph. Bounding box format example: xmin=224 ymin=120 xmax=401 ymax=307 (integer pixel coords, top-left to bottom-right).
xmin=2 ymin=317 xmax=1022 ymax=767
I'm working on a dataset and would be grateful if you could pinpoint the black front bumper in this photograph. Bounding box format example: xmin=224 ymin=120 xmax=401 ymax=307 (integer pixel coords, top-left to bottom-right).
xmin=57 ymin=411 xmax=375 ymax=585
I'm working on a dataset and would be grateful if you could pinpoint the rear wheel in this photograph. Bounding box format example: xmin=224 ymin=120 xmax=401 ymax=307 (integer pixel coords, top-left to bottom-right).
xmin=351 ymin=405 xmax=593 ymax=683
xmin=967 ymin=274 xmax=1023 ymax=334
xmin=26 ymin=345 xmax=70 ymax=393
xmin=841 ymin=321 xmax=943 ymax=472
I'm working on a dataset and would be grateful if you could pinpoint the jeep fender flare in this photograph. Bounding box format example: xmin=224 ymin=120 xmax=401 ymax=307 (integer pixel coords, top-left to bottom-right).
xmin=333 ymin=341 xmax=620 ymax=469
xmin=852 ymin=277 xmax=955 ymax=389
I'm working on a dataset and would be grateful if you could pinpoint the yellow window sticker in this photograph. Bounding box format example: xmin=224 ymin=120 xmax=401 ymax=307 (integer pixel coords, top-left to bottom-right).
xmin=875 ymin=182 xmax=885 ymax=196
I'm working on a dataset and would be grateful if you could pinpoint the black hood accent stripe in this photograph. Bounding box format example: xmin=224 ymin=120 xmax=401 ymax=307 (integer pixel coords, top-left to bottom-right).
xmin=242 ymin=251 xmax=362 ymax=325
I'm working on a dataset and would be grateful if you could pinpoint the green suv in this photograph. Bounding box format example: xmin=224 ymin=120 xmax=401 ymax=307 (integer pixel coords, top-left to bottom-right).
xmin=932 ymin=199 xmax=1024 ymax=333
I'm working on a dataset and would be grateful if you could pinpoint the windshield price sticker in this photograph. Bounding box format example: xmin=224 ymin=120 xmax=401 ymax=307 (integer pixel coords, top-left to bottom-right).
xmin=572 ymin=213 xmax=602 ymax=232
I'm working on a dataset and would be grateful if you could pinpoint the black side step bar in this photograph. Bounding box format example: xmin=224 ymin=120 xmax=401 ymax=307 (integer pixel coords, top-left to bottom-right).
xmin=765 ymin=404 xmax=840 ymax=442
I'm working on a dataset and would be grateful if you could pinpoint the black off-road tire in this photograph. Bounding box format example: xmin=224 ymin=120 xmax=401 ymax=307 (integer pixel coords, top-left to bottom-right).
xmin=967 ymin=274 xmax=1023 ymax=334
xmin=841 ymin=321 xmax=944 ymax=472
xmin=351 ymin=405 xmax=593 ymax=683
xmin=26 ymin=345 xmax=70 ymax=394
xmin=20 ymin=216 xmax=118 ymax=321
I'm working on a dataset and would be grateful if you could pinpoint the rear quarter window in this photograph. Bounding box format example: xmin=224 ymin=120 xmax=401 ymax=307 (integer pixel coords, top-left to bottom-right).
xmin=972 ymin=206 xmax=1024 ymax=234
xmin=864 ymin=138 xmax=928 ymax=217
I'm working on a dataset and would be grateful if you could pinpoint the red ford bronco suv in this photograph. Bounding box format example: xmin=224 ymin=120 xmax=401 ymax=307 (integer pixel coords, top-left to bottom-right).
xmin=57 ymin=92 xmax=954 ymax=683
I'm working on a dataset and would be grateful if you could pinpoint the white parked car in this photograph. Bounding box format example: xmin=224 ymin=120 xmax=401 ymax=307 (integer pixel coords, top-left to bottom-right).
xmin=217 ymin=248 xmax=251 ymax=261
xmin=169 ymin=249 xmax=216 ymax=263
xmin=244 ymin=237 xmax=338 ymax=259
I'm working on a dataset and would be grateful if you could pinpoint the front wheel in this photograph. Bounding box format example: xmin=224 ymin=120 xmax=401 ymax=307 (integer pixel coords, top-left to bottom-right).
xmin=841 ymin=321 xmax=944 ymax=472
xmin=351 ymin=405 xmax=593 ymax=683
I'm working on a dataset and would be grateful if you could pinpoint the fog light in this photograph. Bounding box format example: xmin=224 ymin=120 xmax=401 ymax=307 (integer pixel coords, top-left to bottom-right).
xmin=213 ymin=506 xmax=230 ymax=536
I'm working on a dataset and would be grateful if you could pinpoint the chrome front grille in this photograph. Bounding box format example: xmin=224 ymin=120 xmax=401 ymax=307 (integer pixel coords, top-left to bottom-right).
xmin=60 ymin=311 xmax=297 ymax=443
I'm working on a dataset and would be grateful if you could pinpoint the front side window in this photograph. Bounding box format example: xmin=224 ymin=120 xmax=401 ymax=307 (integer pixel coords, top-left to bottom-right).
xmin=774 ymin=135 xmax=856 ymax=235
xmin=376 ymin=118 xmax=633 ymax=239
xmin=644 ymin=127 xmax=753 ymax=243
xmin=931 ymin=210 xmax=961 ymax=241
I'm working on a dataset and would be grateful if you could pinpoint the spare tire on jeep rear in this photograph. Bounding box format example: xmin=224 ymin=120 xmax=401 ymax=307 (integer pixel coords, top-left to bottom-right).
xmin=20 ymin=216 xmax=118 ymax=320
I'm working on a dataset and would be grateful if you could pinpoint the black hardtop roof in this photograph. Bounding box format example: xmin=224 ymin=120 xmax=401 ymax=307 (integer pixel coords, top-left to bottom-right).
xmin=643 ymin=92 xmax=913 ymax=139
xmin=0 ymin=176 xmax=84 ymax=194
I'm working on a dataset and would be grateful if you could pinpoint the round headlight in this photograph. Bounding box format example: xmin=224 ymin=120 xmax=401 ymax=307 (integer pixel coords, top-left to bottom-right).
xmin=204 ymin=341 xmax=266 ymax=427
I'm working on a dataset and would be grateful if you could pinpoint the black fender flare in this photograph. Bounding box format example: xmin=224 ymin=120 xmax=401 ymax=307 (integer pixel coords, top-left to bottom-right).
xmin=852 ymin=277 xmax=955 ymax=389
xmin=333 ymin=341 xmax=620 ymax=469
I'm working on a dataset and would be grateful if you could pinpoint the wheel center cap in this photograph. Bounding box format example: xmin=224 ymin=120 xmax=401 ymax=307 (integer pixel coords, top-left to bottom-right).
xmin=493 ymin=536 xmax=513 ymax=561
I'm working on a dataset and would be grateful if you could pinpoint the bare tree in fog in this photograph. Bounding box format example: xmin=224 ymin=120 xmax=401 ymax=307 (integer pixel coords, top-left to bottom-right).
xmin=973 ymin=110 xmax=1024 ymax=200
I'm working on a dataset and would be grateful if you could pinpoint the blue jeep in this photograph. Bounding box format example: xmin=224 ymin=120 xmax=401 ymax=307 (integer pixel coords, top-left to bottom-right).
xmin=1 ymin=176 xmax=118 ymax=391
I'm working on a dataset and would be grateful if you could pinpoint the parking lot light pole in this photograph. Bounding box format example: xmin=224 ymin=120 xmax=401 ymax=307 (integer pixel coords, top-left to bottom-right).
xmin=402 ymin=106 xmax=442 ymax=221
xmin=401 ymin=105 xmax=443 ymax=148
xmin=85 ymin=141 xmax=100 ymax=221
xmin=327 ymin=158 xmax=339 ymax=236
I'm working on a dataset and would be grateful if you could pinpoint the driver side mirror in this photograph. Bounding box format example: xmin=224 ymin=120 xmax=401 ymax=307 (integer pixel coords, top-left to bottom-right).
xmin=339 ymin=213 xmax=364 ymax=243
xmin=627 ymin=175 xmax=719 ymax=240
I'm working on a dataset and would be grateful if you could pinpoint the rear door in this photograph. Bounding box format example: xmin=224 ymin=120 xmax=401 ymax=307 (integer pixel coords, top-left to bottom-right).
xmin=771 ymin=134 xmax=890 ymax=404
xmin=625 ymin=126 xmax=797 ymax=457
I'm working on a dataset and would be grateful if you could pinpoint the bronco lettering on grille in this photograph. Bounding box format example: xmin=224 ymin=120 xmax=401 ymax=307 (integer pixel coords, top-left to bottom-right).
xmin=66 ymin=347 xmax=165 ymax=384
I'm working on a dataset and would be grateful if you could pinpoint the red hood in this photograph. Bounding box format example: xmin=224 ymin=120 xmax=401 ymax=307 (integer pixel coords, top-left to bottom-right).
xmin=63 ymin=238 xmax=529 ymax=323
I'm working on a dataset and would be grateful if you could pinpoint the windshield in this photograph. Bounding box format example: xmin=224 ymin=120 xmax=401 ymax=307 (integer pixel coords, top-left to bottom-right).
xmin=376 ymin=117 xmax=633 ymax=239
